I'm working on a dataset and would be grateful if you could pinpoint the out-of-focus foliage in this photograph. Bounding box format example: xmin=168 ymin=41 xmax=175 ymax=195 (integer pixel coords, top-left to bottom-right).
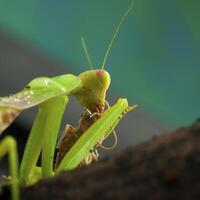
xmin=0 ymin=0 xmax=199 ymax=127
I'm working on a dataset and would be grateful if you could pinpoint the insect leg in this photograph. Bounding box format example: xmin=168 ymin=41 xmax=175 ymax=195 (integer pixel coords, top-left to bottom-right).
xmin=19 ymin=79 xmax=69 ymax=183
xmin=98 ymin=128 xmax=118 ymax=150
xmin=0 ymin=136 xmax=19 ymax=200
xmin=41 ymin=96 xmax=68 ymax=178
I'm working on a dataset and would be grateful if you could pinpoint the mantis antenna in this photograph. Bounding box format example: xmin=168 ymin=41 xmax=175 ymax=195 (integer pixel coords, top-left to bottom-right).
xmin=81 ymin=37 xmax=94 ymax=70
xmin=101 ymin=1 xmax=134 ymax=69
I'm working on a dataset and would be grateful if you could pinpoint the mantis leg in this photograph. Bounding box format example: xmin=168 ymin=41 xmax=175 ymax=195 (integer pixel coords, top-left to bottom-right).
xmin=19 ymin=107 xmax=49 ymax=184
xmin=56 ymin=98 xmax=137 ymax=172
xmin=0 ymin=136 xmax=19 ymax=200
xmin=41 ymin=96 xmax=68 ymax=178
xmin=19 ymin=77 xmax=72 ymax=184
xmin=19 ymin=96 xmax=68 ymax=183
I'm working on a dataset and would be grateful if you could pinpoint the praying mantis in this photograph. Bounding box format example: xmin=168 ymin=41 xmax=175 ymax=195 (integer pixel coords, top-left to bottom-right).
xmin=0 ymin=2 xmax=137 ymax=200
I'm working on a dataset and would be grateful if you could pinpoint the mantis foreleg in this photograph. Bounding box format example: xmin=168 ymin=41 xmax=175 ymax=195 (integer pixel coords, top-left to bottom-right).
xmin=56 ymin=98 xmax=136 ymax=172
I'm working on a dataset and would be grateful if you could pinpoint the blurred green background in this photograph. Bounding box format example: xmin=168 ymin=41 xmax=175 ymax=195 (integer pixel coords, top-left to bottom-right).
xmin=0 ymin=0 xmax=199 ymax=128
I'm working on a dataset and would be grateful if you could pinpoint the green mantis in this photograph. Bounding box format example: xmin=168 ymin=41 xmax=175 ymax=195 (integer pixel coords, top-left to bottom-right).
xmin=0 ymin=2 xmax=136 ymax=200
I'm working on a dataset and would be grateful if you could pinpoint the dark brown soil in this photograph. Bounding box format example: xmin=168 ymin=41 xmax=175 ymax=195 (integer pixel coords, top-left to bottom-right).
xmin=1 ymin=119 xmax=200 ymax=200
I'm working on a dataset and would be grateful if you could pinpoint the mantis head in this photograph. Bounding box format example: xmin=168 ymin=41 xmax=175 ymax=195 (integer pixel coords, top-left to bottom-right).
xmin=74 ymin=69 xmax=110 ymax=113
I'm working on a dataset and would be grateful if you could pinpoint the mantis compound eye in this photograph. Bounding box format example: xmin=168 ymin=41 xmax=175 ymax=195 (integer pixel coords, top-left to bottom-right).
xmin=95 ymin=69 xmax=111 ymax=91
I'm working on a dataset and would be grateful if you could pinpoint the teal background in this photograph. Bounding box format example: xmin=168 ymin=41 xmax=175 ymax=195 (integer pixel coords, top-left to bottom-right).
xmin=0 ymin=0 xmax=199 ymax=127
